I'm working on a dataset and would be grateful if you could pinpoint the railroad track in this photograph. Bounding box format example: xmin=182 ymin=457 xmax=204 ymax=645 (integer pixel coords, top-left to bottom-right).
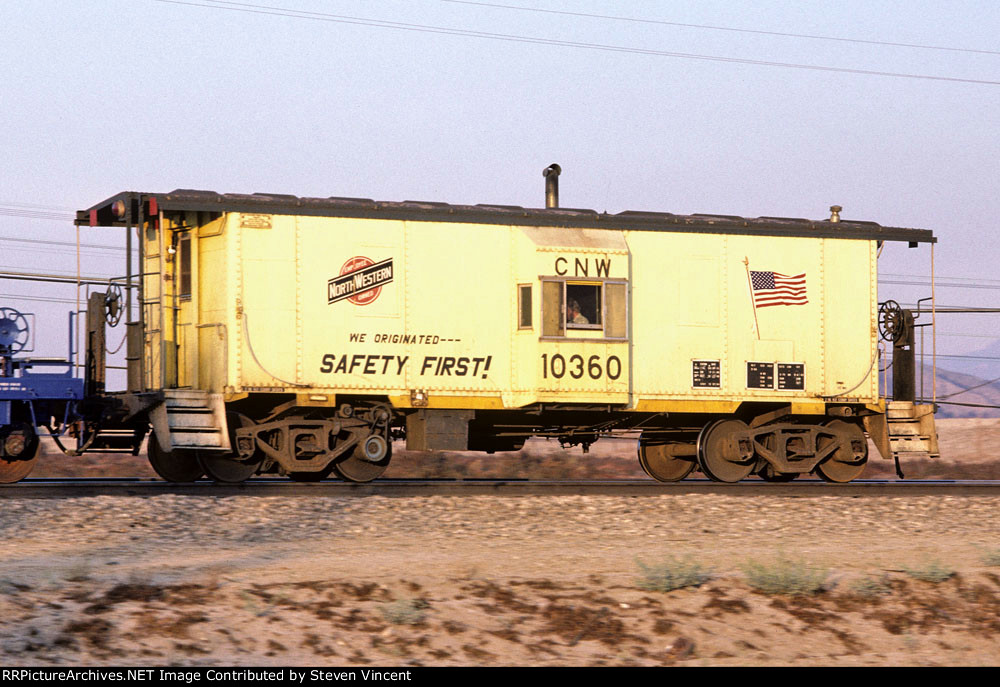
xmin=2 ymin=478 xmax=999 ymax=498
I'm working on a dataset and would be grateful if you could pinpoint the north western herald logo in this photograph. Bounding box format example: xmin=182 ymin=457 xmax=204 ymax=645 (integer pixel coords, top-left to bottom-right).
xmin=328 ymin=256 xmax=393 ymax=306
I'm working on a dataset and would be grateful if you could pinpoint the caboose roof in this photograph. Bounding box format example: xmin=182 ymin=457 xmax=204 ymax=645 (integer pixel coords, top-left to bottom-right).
xmin=77 ymin=189 xmax=935 ymax=244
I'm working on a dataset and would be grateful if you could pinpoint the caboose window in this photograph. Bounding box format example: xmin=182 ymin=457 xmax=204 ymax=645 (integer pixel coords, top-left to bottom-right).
xmin=518 ymin=284 xmax=532 ymax=329
xmin=540 ymin=278 xmax=628 ymax=340
xmin=566 ymin=283 xmax=601 ymax=329
xmin=542 ymin=281 xmax=564 ymax=336
xmin=604 ymin=282 xmax=627 ymax=339
xmin=178 ymin=233 xmax=192 ymax=298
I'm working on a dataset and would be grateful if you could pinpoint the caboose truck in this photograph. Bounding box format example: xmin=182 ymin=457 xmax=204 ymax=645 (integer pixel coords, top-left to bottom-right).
xmin=38 ymin=167 xmax=937 ymax=484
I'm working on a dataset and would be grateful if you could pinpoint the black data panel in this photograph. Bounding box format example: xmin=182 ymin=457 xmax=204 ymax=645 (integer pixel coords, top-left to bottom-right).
xmin=692 ymin=360 xmax=721 ymax=388
xmin=747 ymin=362 xmax=775 ymax=389
xmin=777 ymin=363 xmax=805 ymax=390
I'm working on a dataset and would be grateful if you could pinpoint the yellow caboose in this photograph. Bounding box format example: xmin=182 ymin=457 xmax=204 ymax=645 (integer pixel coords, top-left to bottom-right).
xmin=78 ymin=169 xmax=937 ymax=483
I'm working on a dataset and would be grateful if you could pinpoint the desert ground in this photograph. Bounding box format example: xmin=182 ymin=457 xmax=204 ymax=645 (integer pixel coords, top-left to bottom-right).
xmin=1 ymin=418 xmax=998 ymax=667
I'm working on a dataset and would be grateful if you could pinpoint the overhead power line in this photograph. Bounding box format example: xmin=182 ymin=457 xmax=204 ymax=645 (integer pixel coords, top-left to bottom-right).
xmin=880 ymin=278 xmax=1000 ymax=291
xmin=152 ymin=0 xmax=1000 ymax=86
xmin=0 ymin=269 xmax=122 ymax=286
xmin=441 ymin=0 xmax=1000 ymax=57
xmin=934 ymin=353 xmax=1000 ymax=362
xmin=935 ymin=400 xmax=1000 ymax=409
xmin=0 ymin=293 xmax=82 ymax=306
xmin=898 ymin=303 xmax=1000 ymax=312
xmin=0 ymin=236 xmax=125 ymax=252
xmin=937 ymin=332 xmax=1000 ymax=339
xmin=882 ymin=272 xmax=1000 ymax=284
xmin=0 ymin=201 xmax=75 ymax=211
xmin=888 ymin=356 xmax=1000 ymax=367
xmin=939 ymin=373 xmax=1000 ymax=400
xmin=0 ymin=207 xmax=75 ymax=222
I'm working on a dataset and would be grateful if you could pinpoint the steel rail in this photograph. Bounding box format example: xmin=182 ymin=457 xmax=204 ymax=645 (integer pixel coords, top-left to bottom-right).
xmin=2 ymin=478 xmax=999 ymax=499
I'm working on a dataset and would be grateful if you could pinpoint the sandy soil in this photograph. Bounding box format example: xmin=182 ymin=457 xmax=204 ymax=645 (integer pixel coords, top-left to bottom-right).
xmin=2 ymin=417 xmax=999 ymax=667
xmin=2 ymin=491 xmax=999 ymax=667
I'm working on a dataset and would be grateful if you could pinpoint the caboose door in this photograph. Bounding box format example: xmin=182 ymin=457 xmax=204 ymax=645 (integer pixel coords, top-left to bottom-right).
xmin=143 ymin=222 xmax=195 ymax=390
xmin=140 ymin=213 xmax=175 ymax=390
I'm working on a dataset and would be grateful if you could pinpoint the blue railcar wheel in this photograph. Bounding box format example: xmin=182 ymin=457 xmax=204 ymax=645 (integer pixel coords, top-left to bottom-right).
xmin=0 ymin=424 xmax=39 ymax=483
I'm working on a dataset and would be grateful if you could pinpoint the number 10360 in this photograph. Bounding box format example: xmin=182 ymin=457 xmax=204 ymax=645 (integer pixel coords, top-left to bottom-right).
xmin=540 ymin=354 xmax=623 ymax=380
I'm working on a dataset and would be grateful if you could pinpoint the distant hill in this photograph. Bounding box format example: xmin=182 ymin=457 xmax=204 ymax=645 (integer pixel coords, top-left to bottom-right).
xmin=885 ymin=363 xmax=1000 ymax=418
xmin=933 ymin=337 xmax=1000 ymax=382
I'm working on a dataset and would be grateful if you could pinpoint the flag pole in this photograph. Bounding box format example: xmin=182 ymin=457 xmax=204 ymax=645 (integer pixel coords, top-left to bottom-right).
xmin=744 ymin=257 xmax=760 ymax=340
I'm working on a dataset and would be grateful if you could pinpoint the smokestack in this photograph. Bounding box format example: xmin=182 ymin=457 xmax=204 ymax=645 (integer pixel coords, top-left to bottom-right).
xmin=543 ymin=163 xmax=561 ymax=208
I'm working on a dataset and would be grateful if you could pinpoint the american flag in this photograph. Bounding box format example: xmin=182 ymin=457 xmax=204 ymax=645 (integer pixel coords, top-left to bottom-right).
xmin=750 ymin=270 xmax=808 ymax=308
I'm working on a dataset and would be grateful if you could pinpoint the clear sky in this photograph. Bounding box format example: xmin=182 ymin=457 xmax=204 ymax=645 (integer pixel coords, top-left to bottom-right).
xmin=1 ymin=0 xmax=998 ymax=381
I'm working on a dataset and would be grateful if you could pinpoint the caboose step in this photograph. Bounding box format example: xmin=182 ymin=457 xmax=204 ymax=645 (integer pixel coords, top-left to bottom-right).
xmin=866 ymin=402 xmax=940 ymax=462
xmin=886 ymin=422 xmax=922 ymax=436
xmin=889 ymin=436 xmax=936 ymax=453
xmin=149 ymin=390 xmax=230 ymax=452
xmin=887 ymin=401 xmax=917 ymax=419
xmin=886 ymin=402 xmax=939 ymax=459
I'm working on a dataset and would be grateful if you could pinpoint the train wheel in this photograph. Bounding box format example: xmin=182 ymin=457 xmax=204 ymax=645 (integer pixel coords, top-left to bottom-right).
xmin=759 ymin=464 xmax=797 ymax=482
xmin=638 ymin=442 xmax=696 ymax=482
xmin=147 ymin=431 xmax=203 ymax=482
xmin=815 ymin=420 xmax=868 ymax=483
xmin=0 ymin=424 xmax=39 ymax=483
xmin=199 ymin=412 xmax=263 ymax=483
xmin=332 ymin=434 xmax=391 ymax=483
xmin=200 ymin=453 xmax=261 ymax=483
xmin=697 ymin=419 xmax=755 ymax=483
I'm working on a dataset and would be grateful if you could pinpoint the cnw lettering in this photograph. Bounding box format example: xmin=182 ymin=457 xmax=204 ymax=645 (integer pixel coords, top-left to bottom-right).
xmin=554 ymin=256 xmax=611 ymax=277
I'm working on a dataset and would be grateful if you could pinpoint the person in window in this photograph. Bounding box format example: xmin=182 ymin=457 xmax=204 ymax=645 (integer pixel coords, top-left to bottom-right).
xmin=568 ymin=299 xmax=589 ymax=325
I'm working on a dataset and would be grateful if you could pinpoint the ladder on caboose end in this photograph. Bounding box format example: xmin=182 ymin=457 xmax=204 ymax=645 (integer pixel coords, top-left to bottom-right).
xmin=870 ymin=302 xmax=940 ymax=468
xmin=148 ymin=389 xmax=230 ymax=452
xmin=886 ymin=401 xmax=940 ymax=458
xmin=864 ymin=401 xmax=940 ymax=469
